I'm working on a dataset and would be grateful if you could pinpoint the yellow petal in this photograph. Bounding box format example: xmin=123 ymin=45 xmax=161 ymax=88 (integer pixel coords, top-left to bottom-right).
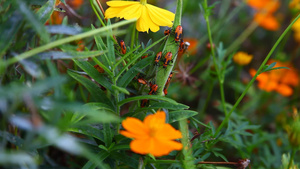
xmin=146 ymin=4 xmax=174 ymax=27
xmin=117 ymin=3 xmax=142 ymax=20
xmin=106 ymin=1 xmax=139 ymax=7
xmin=105 ymin=6 xmax=124 ymax=19
xmin=136 ymin=5 xmax=159 ymax=32
xmin=121 ymin=117 xmax=149 ymax=138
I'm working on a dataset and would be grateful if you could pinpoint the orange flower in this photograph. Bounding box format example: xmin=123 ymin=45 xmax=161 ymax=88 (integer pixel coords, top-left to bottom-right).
xmin=183 ymin=38 xmax=198 ymax=55
xmin=250 ymin=59 xmax=299 ymax=96
xmin=120 ymin=111 xmax=182 ymax=157
xmin=247 ymin=0 xmax=280 ymax=31
xmin=67 ymin=0 xmax=84 ymax=10
xmin=254 ymin=13 xmax=279 ymax=31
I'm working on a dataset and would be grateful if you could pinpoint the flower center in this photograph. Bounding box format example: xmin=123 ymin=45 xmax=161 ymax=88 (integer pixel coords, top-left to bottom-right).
xmin=140 ymin=0 xmax=147 ymax=5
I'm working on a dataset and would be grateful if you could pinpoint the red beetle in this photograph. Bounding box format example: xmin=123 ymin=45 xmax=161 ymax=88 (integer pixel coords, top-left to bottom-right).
xmin=163 ymin=88 xmax=168 ymax=95
xmin=141 ymin=54 xmax=148 ymax=59
xmin=148 ymin=83 xmax=158 ymax=95
xmin=137 ymin=77 xmax=147 ymax=85
xmin=165 ymin=72 xmax=173 ymax=86
xmin=164 ymin=29 xmax=171 ymax=36
xmin=120 ymin=40 xmax=126 ymax=54
xmin=141 ymin=99 xmax=148 ymax=107
xmin=154 ymin=52 xmax=162 ymax=65
xmin=163 ymin=52 xmax=173 ymax=68
xmin=175 ymin=25 xmax=183 ymax=42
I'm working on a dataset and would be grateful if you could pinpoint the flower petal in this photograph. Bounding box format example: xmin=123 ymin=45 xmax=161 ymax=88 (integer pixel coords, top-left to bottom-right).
xmin=105 ymin=6 xmax=124 ymax=19
xmin=144 ymin=111 xmax=166 ymax=127
xmin=150 ymin=138 xmax=182 ymax=156
xmin=117 ymin=3 xmax=142 ymax=20
xmin=155 ymin=123 xmax=182 ymax=140
xmin=146 ymin=4 xmax=174 ymax=27
xmin=121 ymin=117 xmax=149 ymax=139
xmin=106 ymin=1 xmax=139 ymax=7
xmin=276 ymin=84 xmax=293 ymax=96
xmin=136 ymin=5 xmax=159 ymax=32
xmin=130 ymin=138 xmax=182 ymax=157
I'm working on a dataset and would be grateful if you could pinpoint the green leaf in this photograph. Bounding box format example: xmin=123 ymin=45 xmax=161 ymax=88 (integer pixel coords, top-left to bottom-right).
xmin=110 ymin=152 xmax=139 ymax=168
xmin=16 ymin=0 xmax=50 ymax=43
xmin=112 ymin=85 xmax=130 ymax=95
xmin=169 ymin=110 xmax=198 ymax=123
xmin=117 ymin=95 xmax=178 ymax=107
xmin=67 ymin=70 xmax=115 ymax=110
xmin=37 ymin=50 xmax=106 ymax=60
xmin=103 ymin=123 xmax=114 ymax=147
xmin=92 ymin=25 xmax=110 ymax=67
xmin=72 ymin=59 xmax=113 ymax=92
xmin=117 ymin=55 xmax=154 ymax=88
xmin=68 ymin=126 xmax=104 ymax=142
xmin=0 ymin=11 xmax=23 ymax=56
xmin=147 ymin=102 xmax=189 ymax=110
xmin=85 ymin=102 xmax=115 ymax=113
xmin=36 ymin=0 xmax=55 ymax=24
xmin=82 ymin=151 xmax=110 ymax=169
xmin=106 ymin=20 xmax=115 ymax=67
xmin=19 ymin=59 xmax=44 ymax=78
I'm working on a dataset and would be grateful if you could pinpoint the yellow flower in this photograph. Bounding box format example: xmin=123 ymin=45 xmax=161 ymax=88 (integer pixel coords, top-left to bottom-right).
xmin=105 ymin=0 xmax=175 ymax=33
xmin=233 ymin=51 xmax=253 ymax=66
xmin=120 ymin=110 xmax=182 ymax=157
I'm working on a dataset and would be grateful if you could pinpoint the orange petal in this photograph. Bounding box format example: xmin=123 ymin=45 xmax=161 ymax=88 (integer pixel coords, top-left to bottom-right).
xmin=155 ymin=124 xmax=182 ymax=140
xmin=121 ymin=117 xmax=149 ymax=139
xmin=150 ymin=138 xmax=182 ymax=157
xmin=254 ymin=13 xmax=279 ymax=31
xmin=130 ymin=138 xmax=182 ymax=157
xmin=276 ymin=84 xmax=293 ymax=96
xmin=144 ymin=111 xmax=166 ymax=127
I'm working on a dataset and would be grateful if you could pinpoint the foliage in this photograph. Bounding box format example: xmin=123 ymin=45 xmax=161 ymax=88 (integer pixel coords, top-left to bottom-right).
xmin=1 ymin=0 xmax=300 ymax=168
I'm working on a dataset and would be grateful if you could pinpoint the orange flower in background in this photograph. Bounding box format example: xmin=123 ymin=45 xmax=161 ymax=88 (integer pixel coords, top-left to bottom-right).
xmin=250 ymin=59 xmax=299 ymax=96
xmin=67 ymin=0 xmax=84 ymax=10
xmin=254 ymin=13 xmax=279 ymax=31
xmin=183 ymin=38 xmax=198 ymax=55
xmin=247 ymin=0 xmax=280 ymax=31
xmin=120 ymin=111 xmax=182 ymax=157
xmin=233 ymin=51 xmax=253 ymax=66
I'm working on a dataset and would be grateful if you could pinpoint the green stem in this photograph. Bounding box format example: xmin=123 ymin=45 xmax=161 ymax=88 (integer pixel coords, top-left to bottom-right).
xmin=89 ymin=0 xmax=106 ymax=27
xmin=215 ymin=13 xmax=300 ymax=136
xmin=288 ymin=149 xmax=297 ymax=169
xmin=5 ymin=19 xmax=137 ymax=66
xmin=203 ymin=0 xmax=227 ymax=115
xmin=155 ymin=0 xmax=182 ymax=96
xmin=179 ymin=119 xmax=196 ymax=169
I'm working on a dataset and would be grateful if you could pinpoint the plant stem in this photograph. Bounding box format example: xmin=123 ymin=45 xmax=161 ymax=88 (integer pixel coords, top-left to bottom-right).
xmin=155 ymin=0 xmax=182 ymax=96
xmin=203 ymin=0 xmax=227 ymax=115
xmin=90 ymin=0 xmax=106 ymax=27
xmin=215 ymin=13 xmax=300 ymax=136
xmin=288 ymin=149 xmax=297 ymax=169
xmin=5 ymin=19 xmax=137 ymax=66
